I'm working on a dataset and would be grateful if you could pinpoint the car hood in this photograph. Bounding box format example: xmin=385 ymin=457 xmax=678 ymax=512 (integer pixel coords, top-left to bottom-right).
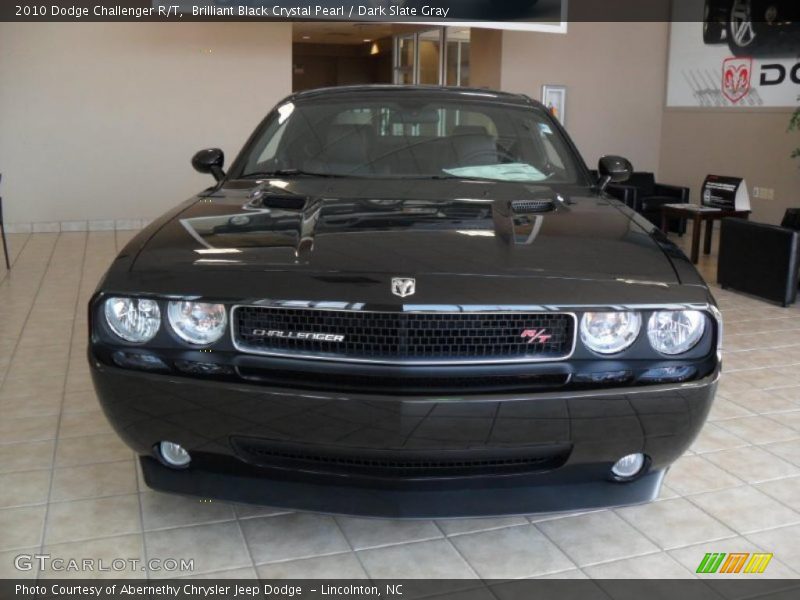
xmin=131 ymin=178 xmax=679 ymax=285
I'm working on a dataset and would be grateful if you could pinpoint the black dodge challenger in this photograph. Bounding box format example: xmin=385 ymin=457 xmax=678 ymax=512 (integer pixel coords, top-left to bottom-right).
xmin=89 ymin=86 xmax=721 ymax=517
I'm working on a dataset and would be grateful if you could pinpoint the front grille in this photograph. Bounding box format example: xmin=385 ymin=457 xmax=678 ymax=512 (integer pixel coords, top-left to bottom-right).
xmin=233 ymin=307 xmax=575 ymax=364
xmin=231 ymin=437 xmax=571 ymax=479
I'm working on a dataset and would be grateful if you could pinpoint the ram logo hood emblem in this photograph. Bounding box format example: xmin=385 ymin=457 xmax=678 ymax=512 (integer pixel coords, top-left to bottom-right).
xmin=391 ymin=278 xmax=416 ymax=298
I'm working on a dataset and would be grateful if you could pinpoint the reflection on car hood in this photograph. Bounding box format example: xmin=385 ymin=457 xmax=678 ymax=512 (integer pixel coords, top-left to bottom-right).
xmin=132 ymin=179 xmax=678 ymax=284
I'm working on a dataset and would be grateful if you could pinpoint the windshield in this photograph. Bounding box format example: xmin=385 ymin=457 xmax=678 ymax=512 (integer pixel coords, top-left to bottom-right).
xmin=237 ymin=95 xmax=585 ymax=184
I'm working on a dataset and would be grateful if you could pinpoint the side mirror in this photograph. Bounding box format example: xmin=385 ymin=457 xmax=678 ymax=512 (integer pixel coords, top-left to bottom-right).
xmin=597 ymin=155 xmax=633 ymax=191
xmin=192 ymin=148 xmax=225 ymax=182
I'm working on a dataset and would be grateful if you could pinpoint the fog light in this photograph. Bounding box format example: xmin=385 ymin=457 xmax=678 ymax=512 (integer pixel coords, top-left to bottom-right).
xmin=158 ymin=441 xmax=191 ymax=468
xmin=112 ymin=350 xmax=168 ymax=372
xmin=174 ymin=360 xmax=234 ymax=376
xmin=639 ymin=366 xmax=697 ymax=383
xmin=611 ymin=453 xmax=646 ymax=480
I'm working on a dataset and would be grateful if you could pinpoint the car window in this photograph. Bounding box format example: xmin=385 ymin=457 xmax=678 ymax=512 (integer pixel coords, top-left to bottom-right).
xmin=253 ymin=119 xmax=288 ymax=167
xmin=238 ymin=96 xmax=583 ymax=184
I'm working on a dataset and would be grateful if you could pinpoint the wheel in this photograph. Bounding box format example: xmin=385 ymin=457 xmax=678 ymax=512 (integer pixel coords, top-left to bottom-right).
xmin=703 ymin=0 xmax=726 ymax=44
xmin=727 ymin=0 xmax=761 ymax=55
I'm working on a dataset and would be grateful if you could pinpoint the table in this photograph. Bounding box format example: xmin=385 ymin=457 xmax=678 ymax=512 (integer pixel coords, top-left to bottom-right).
xmin=660 ymin=205 xmax=751 ymax=264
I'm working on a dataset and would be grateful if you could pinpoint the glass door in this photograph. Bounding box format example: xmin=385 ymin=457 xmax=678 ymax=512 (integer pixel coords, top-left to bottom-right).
xmin=446 ymin=29 xmax=471 ymax=87
xmin=418 ymin=29 xmax=444 ymax=85
xmin=394 ymin=34 xmax=416 ymax=85
xmin=394 ymin=28 xmax=469 ymax=86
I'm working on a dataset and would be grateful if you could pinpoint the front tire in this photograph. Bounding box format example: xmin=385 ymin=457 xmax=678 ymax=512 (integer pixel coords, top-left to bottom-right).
xmin=727 ymin=0 xmax=761 ymax=55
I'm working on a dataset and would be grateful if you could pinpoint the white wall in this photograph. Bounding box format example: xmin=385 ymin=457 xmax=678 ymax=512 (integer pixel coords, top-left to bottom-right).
xmin=500 ymin=22 xmax=669 ymax=173
xmin=0 ymin=22 xmax=292 ymax=228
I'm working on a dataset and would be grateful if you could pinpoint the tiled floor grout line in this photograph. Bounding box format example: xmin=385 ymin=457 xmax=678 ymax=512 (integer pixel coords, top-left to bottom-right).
xmin=429 ymin=520 xmax=484 ymax=579
xmin=36 ymin=231 xmax=89 ymax=580
xmin=681 ymin=444 xmax=800 ymax=522
xmin=330 ymin=515 xmax=377 ymax=580
xmin=0 ymin=233 xmax=61 ymax=568
xmin=0 ymin=235 xmax=59 ymax=393
xmin=528 ymin=518 xmax=587 ymax=573
xmin=683 ymin=424 xmax=800 ymax=516
xmin=612 ymin=502 xmax=737 ymax=557
xmin=682 ymin=490 xmax=800 ymax=536
xmin=343 ymin=533 xmax=446 ymax=553
xmin=0 ymin=232 xmax=32 ymax=287
xmin=252 ymin=548 xmax=361 ymax=569
xmin=529 ymin=511 xmax=693 ymax=574
xmin=232 ymin=510 xmax=261 ymax=578
xmin=134 ymin=466 xmax=151 ymax=580
xmin=440 ymin=521 xmax=529 ymax=539
xmin=572 ymin=547 xmax=664 ymax=570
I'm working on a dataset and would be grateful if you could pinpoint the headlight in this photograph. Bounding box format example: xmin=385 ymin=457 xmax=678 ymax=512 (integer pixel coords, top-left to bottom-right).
xmin=580 ymin=312 xmax=642 ymax=354
xmin=647 ymin=310 xmax=706 ymax=355
xmin=104 ymin=297 xmax=161 ymax=343
xmin=167 ymin=301 xmax=227 ymax=345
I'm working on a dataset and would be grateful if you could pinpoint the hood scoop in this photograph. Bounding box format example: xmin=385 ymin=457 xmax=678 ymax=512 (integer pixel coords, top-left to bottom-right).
xmin=248 ymin=183 xmax=308 ymax=210
xmin=511 ymin=199 xmax=556 ymax=214
xmin=247 ymin=193 xmax=307 ymax=210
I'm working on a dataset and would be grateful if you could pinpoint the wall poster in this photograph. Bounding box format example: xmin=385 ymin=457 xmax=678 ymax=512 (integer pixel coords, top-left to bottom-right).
xmin=668 ymin=0 xmax=800 ymax=108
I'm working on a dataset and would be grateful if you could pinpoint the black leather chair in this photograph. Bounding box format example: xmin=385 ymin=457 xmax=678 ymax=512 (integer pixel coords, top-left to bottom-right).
xmin=613 ymin=172 xmax=690 ymax=234
xmin=782 ymin=208 xmax=800 ymax=232
xmin=590 ymin=170 xmax=689 ymax=234
xmin=718 ymin=217 xmax=800 ymax=307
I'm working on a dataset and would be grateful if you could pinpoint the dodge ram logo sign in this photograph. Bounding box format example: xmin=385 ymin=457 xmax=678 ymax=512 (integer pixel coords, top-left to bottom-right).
xmin=722 ymin=57 xmax=752 ymax=104
xmin=392 ymin=278 xmax=416 ymax=298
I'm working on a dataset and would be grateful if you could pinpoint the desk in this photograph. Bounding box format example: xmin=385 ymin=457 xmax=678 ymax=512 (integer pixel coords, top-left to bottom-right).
xmin=660 ymin=205 xmax=751 ymax=264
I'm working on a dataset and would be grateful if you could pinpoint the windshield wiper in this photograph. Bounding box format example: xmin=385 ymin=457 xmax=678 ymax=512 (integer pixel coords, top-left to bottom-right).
xmin=242 ymin=169 xmax=355 ymax=179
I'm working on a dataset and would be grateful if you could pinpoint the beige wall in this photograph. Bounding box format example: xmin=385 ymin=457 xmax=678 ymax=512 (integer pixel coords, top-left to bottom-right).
xmin=292 ymin=41 xmax=393 ymax=92
xmin=5 ymin=21 xmax=796 ymax=230
xmin=500 ymin=22 xmax=669 ymax=173
xmin=0 ymin=22 xmax=292 ymax=228
xmin=660 ymin=110 xmax=800 ymax=226
xmin=470 ymin=28 xmax=502 ymax=90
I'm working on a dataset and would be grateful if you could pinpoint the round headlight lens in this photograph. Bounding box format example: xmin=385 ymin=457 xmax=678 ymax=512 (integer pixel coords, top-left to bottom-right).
xmin=647 ymin=310 xmax=706 ymax=355
xmin=104 ymin=297 xmax=161 ymax=343
xmin=167 ymin=301 xmax=227 ymax=345
xmin=580 ymin=312 xmax=642 ymax=355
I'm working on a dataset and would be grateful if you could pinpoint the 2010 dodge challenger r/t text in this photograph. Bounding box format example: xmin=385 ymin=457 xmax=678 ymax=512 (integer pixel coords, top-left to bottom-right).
xmin=89 ymin=86 xmax=721 ymax=517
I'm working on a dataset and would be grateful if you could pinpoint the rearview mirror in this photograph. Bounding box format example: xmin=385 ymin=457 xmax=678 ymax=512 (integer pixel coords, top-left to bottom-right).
xmin=597 ymin=155 xmax=633 ymax=191
xmin=192 ymin=148 xmax=225 ymax=182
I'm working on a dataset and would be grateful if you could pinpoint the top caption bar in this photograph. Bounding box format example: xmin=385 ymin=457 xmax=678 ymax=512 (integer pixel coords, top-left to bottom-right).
xmin=1 ymin=1 xmax=719 ymax=23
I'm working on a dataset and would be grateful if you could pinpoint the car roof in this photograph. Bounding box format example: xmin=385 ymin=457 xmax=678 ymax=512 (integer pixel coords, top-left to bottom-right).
xmin=289 ymin=85 xmax=538 ymax=107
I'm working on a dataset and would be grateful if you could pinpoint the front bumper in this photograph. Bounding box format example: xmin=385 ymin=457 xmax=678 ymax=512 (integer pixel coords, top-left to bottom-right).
xmin=91 ymin=362 xmax=718 ymax=518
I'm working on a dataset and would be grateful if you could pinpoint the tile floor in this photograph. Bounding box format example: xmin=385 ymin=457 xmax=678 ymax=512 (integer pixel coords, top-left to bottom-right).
xmin=0 ymin=226 xmax=799 ymax=581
